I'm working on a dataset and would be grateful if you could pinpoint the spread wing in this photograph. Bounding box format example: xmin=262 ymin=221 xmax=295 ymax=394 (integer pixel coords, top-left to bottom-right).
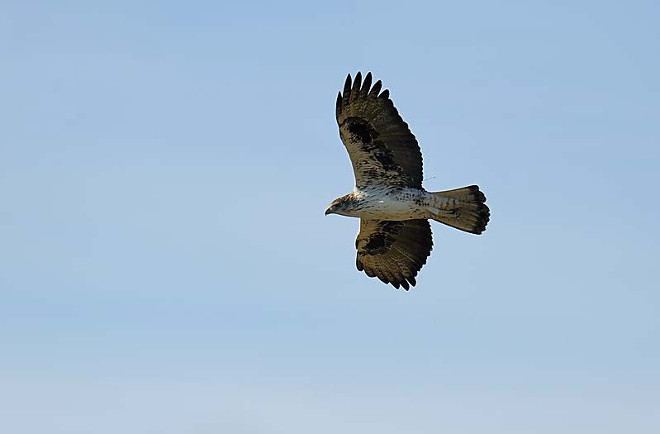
xmin=355 ymin=219 xmax=433 ymax=290
xmin=336 ymin=72 xmax=423 ymax=189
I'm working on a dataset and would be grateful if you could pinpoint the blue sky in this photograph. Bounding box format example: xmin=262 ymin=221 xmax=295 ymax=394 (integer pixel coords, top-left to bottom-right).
xmin=1 ymin=1 xmax=659 ymax=432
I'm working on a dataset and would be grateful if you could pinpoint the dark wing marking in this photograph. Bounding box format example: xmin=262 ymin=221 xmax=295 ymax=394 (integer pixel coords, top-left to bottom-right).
xmin=336 ymin=72 xmax=423 ymax=189
xmin=355 ymin=219 xmax=433 ymax=290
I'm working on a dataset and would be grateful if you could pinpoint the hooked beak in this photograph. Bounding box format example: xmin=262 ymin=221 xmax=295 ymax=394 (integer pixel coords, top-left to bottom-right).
xmin=324 ymin=207 xmax=333 ymax=216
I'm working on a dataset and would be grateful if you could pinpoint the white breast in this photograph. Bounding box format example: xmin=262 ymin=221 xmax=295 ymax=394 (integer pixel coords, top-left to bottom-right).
xmin=355 ymin=187 xmax=430 ymax=220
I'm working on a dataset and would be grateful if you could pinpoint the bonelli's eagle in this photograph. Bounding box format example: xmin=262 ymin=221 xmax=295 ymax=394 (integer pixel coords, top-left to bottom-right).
xmin=325 ymin=72 xmax=490 ymax=290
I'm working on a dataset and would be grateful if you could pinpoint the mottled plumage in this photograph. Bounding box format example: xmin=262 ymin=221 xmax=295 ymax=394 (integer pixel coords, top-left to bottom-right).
xmin=326 ymin=72 xmax=490 ymax=290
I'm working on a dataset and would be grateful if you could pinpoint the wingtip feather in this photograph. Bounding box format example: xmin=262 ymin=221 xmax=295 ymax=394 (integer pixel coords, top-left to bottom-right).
xmin=362 ymin=72 xmax=372 ymax=95
xmin=370 ymin=80 xmax=382 ymax=97
xmin=353 ymin=72 xmax=362 ymax=91
xmin=343 ymin=74 xmax=352 ymax=96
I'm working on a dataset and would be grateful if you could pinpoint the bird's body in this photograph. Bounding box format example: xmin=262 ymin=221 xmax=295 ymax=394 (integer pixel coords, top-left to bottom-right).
xmin=331 ymin=187 xmax=431 ymax=220
xmin=326 ymin=72 xmax=490 ymax=290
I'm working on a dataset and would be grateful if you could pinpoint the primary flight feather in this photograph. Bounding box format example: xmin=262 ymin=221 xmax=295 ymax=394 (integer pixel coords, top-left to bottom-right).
xmin=326 ymin=72 xmax=490 ymax=290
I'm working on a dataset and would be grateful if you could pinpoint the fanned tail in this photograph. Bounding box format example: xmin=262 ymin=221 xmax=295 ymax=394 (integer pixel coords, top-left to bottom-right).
xmin=428 ymin=185 xmax=490 ymax=235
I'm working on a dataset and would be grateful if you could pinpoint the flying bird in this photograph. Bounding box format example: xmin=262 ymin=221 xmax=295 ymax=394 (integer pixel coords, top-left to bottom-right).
xmin=326 ymin=72 xmax=490 ymax=290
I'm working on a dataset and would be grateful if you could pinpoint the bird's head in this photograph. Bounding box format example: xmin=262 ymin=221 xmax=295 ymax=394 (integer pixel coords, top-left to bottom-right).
xmin=325 ymin=194 xmax=360 ymax=217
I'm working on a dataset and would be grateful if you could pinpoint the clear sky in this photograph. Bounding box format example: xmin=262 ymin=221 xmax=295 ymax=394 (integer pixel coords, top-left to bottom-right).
xmin=2 ymin=1 xmax=659 ymax=432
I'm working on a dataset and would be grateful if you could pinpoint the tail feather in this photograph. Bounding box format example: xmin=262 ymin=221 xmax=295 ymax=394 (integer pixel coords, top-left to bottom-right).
xmin=429 ymin=185 xmax=490 ymax=235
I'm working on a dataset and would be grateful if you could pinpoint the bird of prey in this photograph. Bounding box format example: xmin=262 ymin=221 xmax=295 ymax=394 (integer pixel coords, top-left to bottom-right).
xmin=325 ymin=72 xmax=490 ymax=290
